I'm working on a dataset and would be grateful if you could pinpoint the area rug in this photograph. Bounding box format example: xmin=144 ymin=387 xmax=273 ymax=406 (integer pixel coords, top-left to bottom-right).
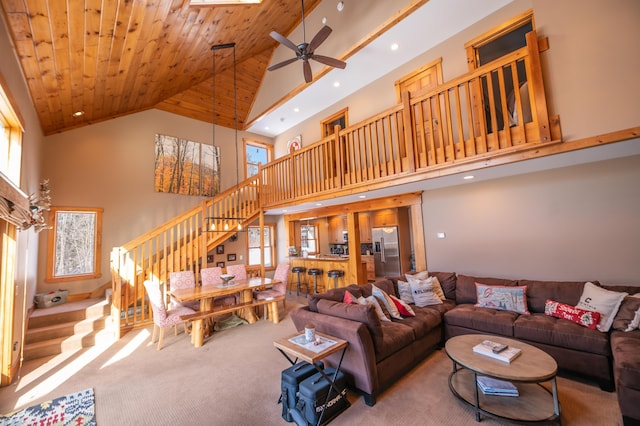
xmin=0 ymin=388 xmax=95 ymax=426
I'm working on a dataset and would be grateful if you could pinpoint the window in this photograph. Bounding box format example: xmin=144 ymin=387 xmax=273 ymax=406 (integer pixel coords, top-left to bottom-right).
xmin=46 ymin=207 xmax=103 ymax=282
xmin=0 ymin=76 xmax=23 ymax=185
xmin=320 ymin=108 xmax=348 ymax=138
xmin=244 ymin=139 xmax=272 ymax=178
xmin=300 ymin=224 xmax=318 ymax=254
xmin=247 ymin=225 xmax=275 ymax=267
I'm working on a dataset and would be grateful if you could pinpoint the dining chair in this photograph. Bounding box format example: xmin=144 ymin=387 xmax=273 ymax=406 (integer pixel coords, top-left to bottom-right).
xmin=169 ymin=270 xmax=200 ymax=310
xmin=253 ymin=263 xmax=289 ymax=320
xmin=226 ymin=264 xmax=248 ymax=281
xmin=201 ymin=266 xmax=238 ymax=306
xmin=143 ymin=280 xmax=196 ymax=350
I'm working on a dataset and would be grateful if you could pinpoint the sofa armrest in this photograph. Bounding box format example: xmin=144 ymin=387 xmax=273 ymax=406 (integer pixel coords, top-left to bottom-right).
xmin=290 ymin=306 xmax=379 ymax=395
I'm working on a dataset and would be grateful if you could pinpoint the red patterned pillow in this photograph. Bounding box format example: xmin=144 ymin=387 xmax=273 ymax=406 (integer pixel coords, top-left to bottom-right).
xmin=544 ymin=299 xmax=601 ymax=329
xmin=389 ymin=294 xmax=415 ymax=317
xmin=343 ymin=290 xmax=357 ymax=304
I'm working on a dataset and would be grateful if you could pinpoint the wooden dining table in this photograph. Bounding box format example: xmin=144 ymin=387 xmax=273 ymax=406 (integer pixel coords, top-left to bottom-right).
xmin=170 ymin=277 xmax=278 ymax=347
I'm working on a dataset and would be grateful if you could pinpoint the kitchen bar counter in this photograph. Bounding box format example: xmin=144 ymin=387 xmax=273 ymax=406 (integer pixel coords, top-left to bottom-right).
xmin=288 ymin=256 xmax=366 ymax=291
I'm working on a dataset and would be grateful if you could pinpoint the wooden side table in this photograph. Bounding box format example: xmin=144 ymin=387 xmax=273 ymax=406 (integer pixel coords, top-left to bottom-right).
xmin=274 ymin=331 xmax=349 ymax=425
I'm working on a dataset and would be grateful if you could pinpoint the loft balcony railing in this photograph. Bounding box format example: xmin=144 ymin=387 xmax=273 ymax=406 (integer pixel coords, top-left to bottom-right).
xmin=260 ymin=31 xmax=558 ymax=208
xmin=111 ymin=31 xmax=559 ymax=335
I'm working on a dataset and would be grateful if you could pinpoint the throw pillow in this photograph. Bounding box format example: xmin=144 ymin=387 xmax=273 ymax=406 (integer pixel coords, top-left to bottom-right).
xmin=576 ymin=282 xmax=628 ymax=332
xmin=389 ymin=294 xmax=415 ymax=317
xmin=545 ymin=299 xmax=601 ymax=330
xmin=372 ymin=284 xmax=403 ymax=320
xmin=408 ymin=278 xmax=443 ymax=307
xmin=612 ymin=293 xmax=640 ymax=332
xmin=343 ymin=290 xmax=357 ymax=305
xmin=357 ymin=296 xmax=391 ymax=322
xmin=475 ymin=283 xmax=530 ymax=314
xmin=397 ymin=280 xmax=414 ymax=305
xmin=406 ymin=272 xmax=445 ymax=301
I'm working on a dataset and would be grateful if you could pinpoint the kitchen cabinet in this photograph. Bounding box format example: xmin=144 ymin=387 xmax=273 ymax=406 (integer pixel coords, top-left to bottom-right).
xmin=359 ymin=212 xmax=372 ymax=243
xmin=362 ymin=255 xmax=375 ymax=281
xmin=328 ymin=215 xmax=347 ymax=244
xmin=371 ymin=208 xmax=398 ymax=227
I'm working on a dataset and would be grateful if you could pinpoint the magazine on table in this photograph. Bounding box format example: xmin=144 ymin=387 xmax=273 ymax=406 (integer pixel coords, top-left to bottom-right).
xmin=476 ymin=376 xmax=519 ymax=397
xmin=472 ymin=340 xmax=522 ymax=363
xmin=289 ymin=334 xmax=337 ymax=353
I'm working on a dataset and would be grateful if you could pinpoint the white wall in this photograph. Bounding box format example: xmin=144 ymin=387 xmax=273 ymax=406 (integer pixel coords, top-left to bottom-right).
xmin=423 ymin=155 xmax=640 ymax=284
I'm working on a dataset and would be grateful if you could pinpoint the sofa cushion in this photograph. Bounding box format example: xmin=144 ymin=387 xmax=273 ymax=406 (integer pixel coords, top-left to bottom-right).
xmin=372 ymin=284 xmax=402 ymax=319
xmin=444 ymin=304 xmax=518 ymax=336
xmin=519 ymin=280 xmax=590 ymax=313
xmin=387 ymin=272 xmax=457 ymax=300
xmin=406 ymin=272 xmax=445 ymax=301
xmin=309 ymin=284 xmax=362 ymax=312
xmin=612 ymin=294 xmax=640 ymax=332
xmin=376 ymin=321 xmax=415 ymax=361
xmin=389 ymin=294 xmax=415 ymax=317
xmin=409 ymin=277 xmax=443 ymax=307
xmin=397 ymin=280 xmax=414 ymax=305
xmin=475 ymin=283 xmax=529 ymax=314
xmin=514 ymin=313 xmax=611 ymax=356
xmin=360 ymin=279 xmax=396 ymax=299
xmin=395 ymin=306 xmax=442 ymax=339
xmin=576 ymin=282 xmax=628 ymax=332
xmin=456 ymin=275 xmax=518 ymax=304
xmin=544 ymin=299 xmax=601 ymax=330
xmin=316 ymin=299 xmax=383 ymax=351
xmin=357 ymin=296 xmax=391 ymax=322
xmin=611 ymin=330 xmax=640 ymax=390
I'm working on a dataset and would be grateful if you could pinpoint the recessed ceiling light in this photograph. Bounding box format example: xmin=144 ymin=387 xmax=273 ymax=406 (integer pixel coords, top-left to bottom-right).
xmin=463 ymin=175 xmax=474 ymax=180
xmin=72 ymin=111 xmax=84 ymax=117
xmin=293 ymin=107 xmax=299 ymax=112
xmin=358 ymin=195 xmax=366 ymax=199
xmin=265 ymin=126 xmax=270 ymax=130
xmin=315 ymin=203 xmax=322 ymax=206
xmin=337 ymin=1 xmax=344 ymax=12
xmin=322 ymin=17 xmax=327 ymax=25
xmin=333 ymin=81 xmax=340 ymax=88
xmin=391 ymin=43 xmax=399 ymax=51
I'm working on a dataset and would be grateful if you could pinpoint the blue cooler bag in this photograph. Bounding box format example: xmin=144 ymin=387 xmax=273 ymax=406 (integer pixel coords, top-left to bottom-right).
xmin=280 ymin=362 xmax=323 ymax=422
xmin=295 ymin=368 xmax=348 ymax=425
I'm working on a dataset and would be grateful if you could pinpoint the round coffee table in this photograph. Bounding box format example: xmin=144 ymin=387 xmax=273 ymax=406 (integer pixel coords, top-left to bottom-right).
xmin=445 ymin=334 xmax=560 ymax=424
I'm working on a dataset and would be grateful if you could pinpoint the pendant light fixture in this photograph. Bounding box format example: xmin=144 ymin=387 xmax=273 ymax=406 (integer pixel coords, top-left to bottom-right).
xmin=206 ymin=42 xmax=246 ymax=232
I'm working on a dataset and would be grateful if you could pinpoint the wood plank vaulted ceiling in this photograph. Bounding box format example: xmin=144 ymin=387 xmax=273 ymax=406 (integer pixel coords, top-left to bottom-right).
xmin=0 ymin=0 xmax=322 ymax=135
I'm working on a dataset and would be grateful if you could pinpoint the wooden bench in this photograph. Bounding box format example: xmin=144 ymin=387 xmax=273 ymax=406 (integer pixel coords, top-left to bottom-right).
xmin=180 ymin=296 xmax=285 ymax=347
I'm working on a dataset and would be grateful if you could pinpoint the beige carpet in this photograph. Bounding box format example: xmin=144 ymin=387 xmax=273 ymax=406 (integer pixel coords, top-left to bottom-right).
xmin=0 ymin=299 xmax=623 ymax=425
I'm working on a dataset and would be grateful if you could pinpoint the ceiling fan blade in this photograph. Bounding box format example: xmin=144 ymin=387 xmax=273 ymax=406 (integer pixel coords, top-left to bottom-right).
xmin=269 ymin=31 xmax=301 ymax=54
xmin=267 ymin=57 xmax=299 ymax=72
xmin=303 ymin=60 xmax=312 ymax=83
xmin=307 ymin=25 xmax=332 ymax=52
xmin=310 ymin=54 xmax=347 ymax=69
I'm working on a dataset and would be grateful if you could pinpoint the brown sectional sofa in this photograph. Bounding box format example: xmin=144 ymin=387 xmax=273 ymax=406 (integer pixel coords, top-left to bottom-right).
xmin=289 ymin=272 xmax=640 ymax=424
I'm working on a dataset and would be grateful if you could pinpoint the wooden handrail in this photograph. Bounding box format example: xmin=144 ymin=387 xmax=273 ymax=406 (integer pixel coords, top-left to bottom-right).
xmin=111 ymin=31 xmax=559 ymax=335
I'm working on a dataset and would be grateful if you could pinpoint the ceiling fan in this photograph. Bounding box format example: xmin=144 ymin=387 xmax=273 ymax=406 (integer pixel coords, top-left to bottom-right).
xmin=267 ymin=0 xmax=346 ymax=83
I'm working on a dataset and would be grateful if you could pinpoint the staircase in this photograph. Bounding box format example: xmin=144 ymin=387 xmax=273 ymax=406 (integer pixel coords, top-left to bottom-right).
xmin=24 ymin=298 xmax=116 ymax=361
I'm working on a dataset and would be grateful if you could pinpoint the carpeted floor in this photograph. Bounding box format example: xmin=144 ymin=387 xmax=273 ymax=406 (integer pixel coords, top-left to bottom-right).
xmin=0 ymin=297 xmax=623 ymax=425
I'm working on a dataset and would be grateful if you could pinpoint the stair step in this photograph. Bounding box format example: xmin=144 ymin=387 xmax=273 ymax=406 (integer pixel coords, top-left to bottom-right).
xmin=28 ymin=299 xmax=109 ymax=329
xmin=23 ymin=328 xmax=116 ymax=361
xmin=25 ymin=316 xmax=113 ymax=344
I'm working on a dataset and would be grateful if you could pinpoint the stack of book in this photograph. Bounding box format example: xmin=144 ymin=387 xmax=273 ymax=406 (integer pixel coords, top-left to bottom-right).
xmin=476 ymin=376 xmax=519 ymax=397
xmin=472 ymin=340 xmax=522 ymax=363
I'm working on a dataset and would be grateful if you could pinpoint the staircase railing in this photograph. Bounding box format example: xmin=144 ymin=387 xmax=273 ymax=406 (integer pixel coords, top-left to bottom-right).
xmin=110 ymin=176 xmax=260 ymax=335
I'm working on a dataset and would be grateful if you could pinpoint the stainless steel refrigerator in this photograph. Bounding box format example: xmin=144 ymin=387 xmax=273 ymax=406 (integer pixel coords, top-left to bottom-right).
xmin=372 ymin=226 xmax=401 ymax=277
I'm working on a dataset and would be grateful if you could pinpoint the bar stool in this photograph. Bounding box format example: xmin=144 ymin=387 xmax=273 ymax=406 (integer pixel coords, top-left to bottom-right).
xmin=307 ymin=268 xmax=323 ymax=294
xmin=327 ymin=269 xmax=344 ymax=289
xmin=291 ymin=266 xmax=308 ymax=296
